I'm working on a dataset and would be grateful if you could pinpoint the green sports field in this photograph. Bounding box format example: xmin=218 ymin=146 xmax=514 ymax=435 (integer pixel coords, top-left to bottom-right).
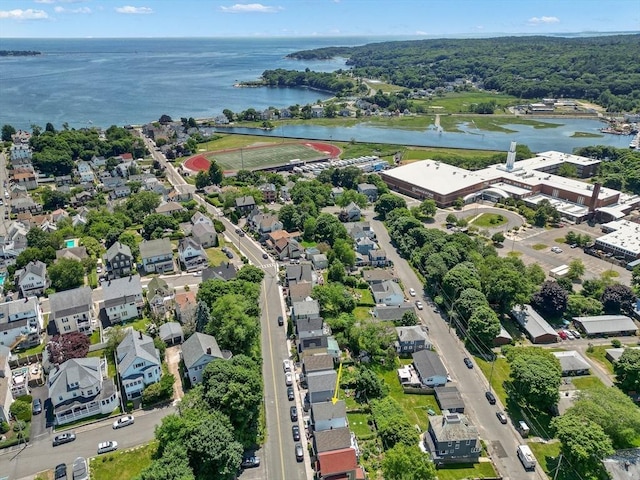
xmin=206 ymin=142 xmax=324 ymax=170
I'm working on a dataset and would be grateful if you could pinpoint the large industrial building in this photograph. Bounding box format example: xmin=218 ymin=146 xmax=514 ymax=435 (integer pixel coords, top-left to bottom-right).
xmin=597 ymin=220 xmax=640 ymax=261
xmin=381 ymin=143 xmax=640 ymax=223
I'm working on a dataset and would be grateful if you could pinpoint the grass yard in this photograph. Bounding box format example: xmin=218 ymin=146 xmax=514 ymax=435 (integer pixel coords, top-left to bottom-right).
xmin=91 ymin=442 xmax=157 ymax=480
xmin=434 ymin=462 xmax=498 ymax=480
xmin=16 ymin=341 xmax=46 ymax=359
xmin=90 ymin=329 xmax=101 ymax=345
xmin=87 ymin=349 xmax=117 ymax=378
xmin=470 ymin=213 xmax=507 ymax=228
xmin=584 ymin=345 xmax=616 ymax=374
xmin=528 ymin=441 xmax=581 ymax=480
xmin=206 ymin=247 xmax=228 ymax=266
xmin=364 ymin=80 xmax=404 ymax=93
xmin=347 ymin=412 xmax=375 ymax=440
xmin=532 ymin=243 xmax=548 ymax=250
xmin=353 ymin=287 xmax=375 ymax=306
xmin=571 ymin=375 xmax=606 ymax=390
xmin=401 ymin=146 xmax=502 ymax=163
xmin=353 ymin=306 xmax=374 ymax=321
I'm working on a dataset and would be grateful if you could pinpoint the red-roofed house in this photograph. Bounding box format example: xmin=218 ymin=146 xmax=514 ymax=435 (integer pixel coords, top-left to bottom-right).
xmin=316 ymin=448 xmax=364 ymax=480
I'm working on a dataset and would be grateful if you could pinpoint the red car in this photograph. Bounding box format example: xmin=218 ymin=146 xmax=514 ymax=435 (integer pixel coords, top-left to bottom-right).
xmin=558 ymin=330 xmax=568 ymax=340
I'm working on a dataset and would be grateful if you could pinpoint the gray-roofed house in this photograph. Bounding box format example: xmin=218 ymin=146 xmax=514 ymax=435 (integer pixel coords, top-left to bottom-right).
xmin=573 ymin=315 xmax=638 ymax=337
xmin=302 ymin=354 xmax=334 ymax=378
xmin=552 ymin=350 xmax=590 ymax=376
xmin=494 ymin=326 xmax=513 ymax=346
xmin=368 ymin=249 xmax=388 ymax=267
xmin=103 ymin=241 xmax=134 ymax=280
xmin=0 ymin=345 xmax=12 ymax=422
xmin=116 ymin=329 xmax=162 ymax=400
xmin=0 ymin=297 xmax=43 ymax=349
xmin=191 ymin=211 xmax=213 ymax=227
xmin=56 ymin=246 xmax=89 ymax=264
xmin=14 ymin=260 xmax=48 ymax=297
xmin=313 ymin=427 xmax=354 ymax=455
xmin=395 ymin=325 xmax=432 ymax=354
xmin=155 ymin=201 xmax=186 ymax=216
xmin=182 ymin=332 xmax=229 ymax=385
xmin=159 ymin=322 xmax=184 ymax=345
xmin=311 ymin=400 xmax=347 ymax=432
xmin=434 ymin=386 xmax=465 ymax=413
xmin=191 ymin=222 xmax=218 ymax=248
xmin=202 ymin=262 xmax=238 ymax=282
xmin=147 ymin=277 xmax=172 ymax=316
xmin=357 ymin=183 xmax=378 ymax=202
xmin=362 ymin=269 xmax=395 ymax=285
xmin=235 ymin=196 xmax=256 ymax=216
xmin=102 ymin=275 xmax=144 ymax=324
xmin=288 ymin=282 xmax=313 ymax=305
xmin=178 ymin=237 xmax=208 ymax=272
xmin=140 ymin=238 xmax=174 ymax=274
xmin=310 ymin=254 xmax=329 ymax=270
xmin=48 ymin=357 xmax=118 ymax=425
xmin=307 ymin=370 xmax=337 ymax=404
xmin=292 ymin=299 xmax=321 ymax=322
xmin=371 ymin=279 xmax=404 ymax=306
xmin=605 ymin=346 xmax=640 ymax=363
xmin=424 ymin=411 xmax=481 ymax=466
xmin=412 ymin=350 xmax=448 ymax=387
xmin=286 ymin=263 xmax=314 ymax=286
xmin=603 ymin=448 xmax=640 ymax=480
xmin=374 ymin=304 xmax=415 ymax=322
xmin=339 ymin=202 xmax=361 ymax=222
xmin=49 ymin=286 xmax=94 ymax=335
xmin=511 ymin=304 xmax=558 ymax=344
xmin=356 ymin=237 xmax=377 ymax=255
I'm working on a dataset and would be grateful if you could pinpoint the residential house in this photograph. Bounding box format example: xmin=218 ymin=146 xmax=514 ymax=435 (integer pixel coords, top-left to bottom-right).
xmin=0 ymin=345 xmax=13 ymax=422
xmin=174 ymin=291 xmax=196 ymax=324
xmin=313 ymin=427 xmax=355 ymax=455
xmin=280 ymin=181 xmax=294 ymax=201
xmin=202 ymin=262 xmax=238 ymax=282
xmin=49 ymin=287 xmax=93 ymax=335
xmin=12 ymin=168 xmax=38 ymax=190
xmin=345 ymin=222 xmax=375 ymax=242
xmin=182 ymin=332 xmax=230 ymax=384
xmin=14 ymin=260 xmax=48 ymax=298
xmin=286 ymin=263 xmax=314 ymax=286
xmin=55 ymin=175 xmax=72 ymax=187
xmin=362 ymin=269 xmax=394 ymax=285
xmin=371 ymin=280 xmax=404 ymax=306
xmin=302 ymin=354 xmax=334 ymax=380
xmin=56 ymin=246 xmax=88 ymax=264
xmin=412 ymin=350 xmax=448 ymax=387
xmin=191 ymin=222 xmax=218 ymax=248
xmin=191 ymin=211 xmax=213 ymax=227
xmin=357 ymin=183 xmax=378 ymax=202
xmin=424 ymin=411 xmax=481 ymax=466
xmin=70 ymin=191 xmax=94 ymax=207
xmin=310 ymin=105 xmax=324 ymax=117
xmin=311 ymin=400 xmax=348 ymax=432
xmin=235 ymin=196 xmax=256 ymax=216
xmin=76 ymin=161 xmax=95 ymax=183
xmin=395 ymin=326 xmax=432 ymax=354
xmin=339 ymin=202 xmax=361 ymax=222
xmin=311 ymin=254 xmax=329 ymax=270
xmin=552 ymin=351 xmax=591 ymax=376
xmin=288 ymin=282 xmax=313 ymax=305
xmin=109 ymin=185 xmax=131 ymax=200
xmin=259 ymin=183 xmax=277 ymax=203
xmin=48 ymin=357 xmax=118 ymax=425
xmin=316 ymin=448 xmax=364 ymax=480
xmin=147 ymin=277 xmax=172 ymax=317
xmin=368 ymin=249 xmax=388 ymax=267
xmin=155 ymin=201 xmax=185 ymax=216
xmin=11 ymin=196 xmax=41 ymax=214
xmin=103 ymin=241 xmax=134 ymax=279
xmin=292 ymin=300 xmax=321 ymax=322
xmin=159 ymin=322 xmax=183 ymax=345
xmin=247 ymin=210 xmax=283 ymax=236
xmin=9 ymin=144 xmax=31 ymax=164
xmin=116 ymin=329 xmax=162 ymax=400
xmin=102 ymin=275 xmax=144 ymax=324
xmin=178 ymin=238 xmax=208 ymax=272
xmin=355 ymin=237 xmax=378 ymax=256
xmin=140 ymin=238 xmax=174 ymax=274
xmin=115 ymin=158 xmax=137 ymax=178
xmin=331 ymin=187 xmax=344 ymax=201
xmin=434 ymin=386 xmax=465 ymax=413
xmin=0 ymin=297 xmax=43 ymax=349
xmin=307 ymin=370 xmax=337 ymax=404
xmin=274 ymin=238 xmax=302 ymax=261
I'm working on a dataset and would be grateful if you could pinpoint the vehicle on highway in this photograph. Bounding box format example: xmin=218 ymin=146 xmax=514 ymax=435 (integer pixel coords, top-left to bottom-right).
xmin=235 ymin=228 xmax=242 ymax=234
xmin=551 ymin=246 xmax=563 ymax=253
xmin=262 ymin=252 xmax=269 ymax=259
xmin=290 ymin=406 xmax=298 ymax=422
xmin=409 ymin=287 xmax=416 ymax=297
xmin=54 ymin=463 xmax=67 ymax=480
xmin=112 ymin=415 xmax=135 ymax=429
xmin=287 ymin=386 xmax=295 ymax=401
xmin=97 ymin=441 xmax=118 ymax=454
xmin=278 ymin=315 xmax=284 ymax=326
xmin=239 ymin=231 xmax=245 ymax=237
xmin=240 ymin=456 xmax=260 ymax=468
xmin=285 ymin=372 xmax=293 ymax=386
xmin=558 ymin=330 xmax=568 ymax=340
xmin=72 ymin=457 xmax=88 ymax=480
xmin=283 ymin=359 xmax=292 ymax=372
xmin=32 ymin=398 xmax=42 ymax=415
xmin=415 ymin=300 xmax=423 ymax=310
xmin=292 ymin=425 xmax=300 ymax=441
xmin=295 ymin=442 xmax=304 ymax=461
xmin=463 ymin=357 xmax=473 ymax=369
xmin=53 ymin=432 xmax=76 ymax=447
xmin=485 ymin=391 xmax=497 ymax=405
xmin=570 ymin=329 xmax=581 ymax=338
xmin=496 ymin=411 xmax=508 ymax=424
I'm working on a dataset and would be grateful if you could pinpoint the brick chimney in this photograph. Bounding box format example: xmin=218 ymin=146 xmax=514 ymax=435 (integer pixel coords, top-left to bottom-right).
xmin=588 ymin=182 xmax=602 ymax=212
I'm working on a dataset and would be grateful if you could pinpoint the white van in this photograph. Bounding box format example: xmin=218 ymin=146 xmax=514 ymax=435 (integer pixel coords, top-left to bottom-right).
xmin=517 ymin=445 xmax=536 ymax=471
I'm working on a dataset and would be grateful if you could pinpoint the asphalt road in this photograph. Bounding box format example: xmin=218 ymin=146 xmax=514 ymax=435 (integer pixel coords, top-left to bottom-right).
xmin=0 ymin=151 xmax=10 ymax=238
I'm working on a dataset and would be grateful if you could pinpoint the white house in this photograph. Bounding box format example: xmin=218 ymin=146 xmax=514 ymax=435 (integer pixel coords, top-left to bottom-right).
xmin=48 ymin=357 xmax=118 ymax=425
xmin=76 ymin=161 xmax=95 ymax=183
xmin=191 ymin=211 xmax=213 ymax=227
xmin=116 ymin=329 xmax=162 ymax=400
xmin=0 ymin=297 xmax=44 ymax=349
xmin=182 ymin=332 xmax=229 ymax=385
xmin=371 ymin=279 xmax=404 ymax=306
xmin=0 ymin=345 xmax=13 ymax=422
xmin=102 ymin=275 xmax=144 ymax=324
xmin=178 ymin=238 xmax=208 ymax=272
xmin=49 ymin=287 xmax=94 ymax=335
xmin=14 ymin=260 xmax=48 ymax=298
xmin=191 ymin=222 xmax=218 ymax=248
xmin=140 ymin=238 xmax=174 ymax=274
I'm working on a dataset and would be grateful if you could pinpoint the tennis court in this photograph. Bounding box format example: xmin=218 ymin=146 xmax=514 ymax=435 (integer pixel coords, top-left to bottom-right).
xmin=184 ymin=141 xmax=340 ymax=172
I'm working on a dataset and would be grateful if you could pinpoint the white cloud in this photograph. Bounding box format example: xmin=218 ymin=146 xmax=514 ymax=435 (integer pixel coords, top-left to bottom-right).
xmin=220 ymin=3 xmax=282 ymax=14
xmin=0 ymin=8 xmax=49 ymax=20
xmin=34 ymin=0 xmax=55 ymax=4
xmin=54 ymin=6 xmax=91 ymax=13
xmin=115 ymin=6 xmax=153 ymax=14
xmin=528 ymin=16 xmax=560 ymax=25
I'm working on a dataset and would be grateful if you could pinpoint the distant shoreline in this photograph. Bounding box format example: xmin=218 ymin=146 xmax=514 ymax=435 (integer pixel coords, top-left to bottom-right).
xmin=0 ymin=50 xmax=41 ymax=57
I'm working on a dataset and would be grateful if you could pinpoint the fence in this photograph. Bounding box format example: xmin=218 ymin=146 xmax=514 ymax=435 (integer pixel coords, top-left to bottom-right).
xmin=9 ymin=353 xmax=43 ymax=369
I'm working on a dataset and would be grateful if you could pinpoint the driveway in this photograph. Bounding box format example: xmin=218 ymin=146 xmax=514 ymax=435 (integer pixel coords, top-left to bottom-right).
xmin=165 ymin=345 xmax=184 ymax=401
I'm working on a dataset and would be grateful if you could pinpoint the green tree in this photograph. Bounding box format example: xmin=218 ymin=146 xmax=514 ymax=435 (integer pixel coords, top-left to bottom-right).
xmin=615 ymin=348 xmax=640 ymax=393
xmin=491 ymin=231 xmax=505 ymax=245
xmin=195 ymin=171 xmax=211 ymax=189
xmin=142 ymin=213 xmax=179 ymax=240
xmin=601 ymin=284 xmax=637 ymax=314
xmin=236 ymin=264 xmax=265 ymax=284
xmin=329 ymin=238 xmax=356 ymax=267
xmin=138 ymin=442 xmax=195 ymax=480
xmin=354 ymin=367 xmax=387 ymax=401
xmin=452 ymin=288 xmax=488 ymax=327
xmin=445 ymin=213 xmax=458 ymax=225
xmin=396 ymin=311 xmax=419 ymax=327
xmin=567 ymin=258 xmax=586 ymax=281
xmin=105 ymin=325 xmax=126 ymax=358
xmin=441 ymin=263 xmax=481 ymax=306
xmin=208 ymin=294 xmax=259 ymax=355
xmin=327 ymin=260 xmax=346 ymax=283
xmin=194 ymin=301 xmax=211 ymax=333
xmin=557 ymin=163 xmax=578 ymax=178
xmin=374 ymin=193 xmax=407 ymax=220
xmin=41 ymin=188 xmax=69 ymax=211
xmin=370 ymin=397 xmax=418 ymax=448
xmin=506 ymin=347 xmax=562 ymax=412
xmin=566 ymin=295 xmax=603 ymax=317
xmin=314 ymin=213 xmax=347 ymax=246
xmin=531 ymin=281 xmax=568 ymax=317
xmin=382 ymin=444 xmax=437 ymax=480
xmin=208 ymin=160 xmax=223 ymax=185
xmin=349 ymin=319 xmax=395 ymax=358
xmin=9 ymin=400 xmax=32 ymax=422
xmin=126 ymin=191 xmax=162 ymax=223
xmin=466 ymin=305 xmax=500 ymax=352
xmin=1 ymin=124 xmax=16 ymax=142
xmin=313 ymin=283 xmax=356 ymax=317
xmin=336 ymin=189 xmax=368 ymax=208
xmin=417 ymin=199 xmax=437 ymax=218
xmin=48 ymin=258 xmax=84 ymax=291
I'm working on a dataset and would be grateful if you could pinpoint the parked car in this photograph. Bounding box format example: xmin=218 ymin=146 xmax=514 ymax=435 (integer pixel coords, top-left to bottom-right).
xmin=240 ymin=456 xmax=260 ymax=468
xmin=409 ymin=288 xmax=416 ymax=297
xmin=54 ymin=463 xmax=67 ymax=480
xmin=415 ymin=300 xmax=423 ymax=310
xmin=225 ymin=251 xmax=234 ymax=259
xmin=32 ymin=398 xmax=42 ymax=415
xmin=285 ymin=372 xmax=293 ymax=386
xmin=551 ymin=246 xmax=563 ymax=253
xmin=283 ymin=359 xmax=292 ymax=372
xmin=112 ymin=415 xmax=135 ymax=429
xmin=570 ymin=329 xmax=581 ymax=339
xmin=565 ymin=330 xmax=575 ymax=340
xmin=97 ymin=441 xmax=118 ymax=454
xmin=496 ymin=411 xmax=508 ymax=424
xmin=278 ymin=315 xmax=284 ymax=326
xmin=295 ymin=443 xmax=304 ymax=462
xmin=290 ymin=406 xmax=298 ymax=422
xmin=463 ymin=357 xmax=473 ymax=369
xmin=287 ymin=386 xmax=295 ymax=401
xmin=72 ymin=457 xmax=88 ymax=480
xmin=239 ymin=232 xmax=245 ymax=237
xmin=53 ymin=432 xmax=76 ymax=447
xmin=558 ymin=330 xmax=568 ymax=340
xmin=292 ymin=425 xmax=300 ymax=441
xmin=262 ymin=252 xmax=269 ymax=259
xmin=485 ymin=391 xmax=497 ymax=405
xmin=235 ymin=228 xmax=242 ymax=234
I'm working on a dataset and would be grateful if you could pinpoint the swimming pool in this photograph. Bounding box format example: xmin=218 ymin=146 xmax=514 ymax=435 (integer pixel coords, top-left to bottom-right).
xmin=65 ymin=238 xmax=78 ymax=248
xmin=0 ymin=272 xmax=6 ymax=286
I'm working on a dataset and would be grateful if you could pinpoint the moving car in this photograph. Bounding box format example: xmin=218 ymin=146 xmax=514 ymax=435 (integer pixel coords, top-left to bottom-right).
xmin=235 ymin=228 xmax=242 ymax=234
xmin=287 ymin=386 xmax=295 ymax=401
xmin=295 ymin=442 xmax=304 ymax=462
xmin=285 ymin=372 xmax=293 ymax=386
xmin=292 ymin=425 xmax=300 ymax=441
xmin=278 ymin=315 xmax=284 ymax=326
xmin=409 ymin=288 xmax=416 ymax=297
xmin=53 ymin=432 xmax=76 ymax=447
xmin=485 ymin=391 xmax=497 ymax=405
xmin=72 ymin=457 xmax=89 ymax=480
xmin=496 ymin=411 xmax=508 ymax=424
xmin=463 ymin=357 xmax=473 ymax=369
xmin=32 ymin=398 xmax=42 ymax=415
xmin=112 ymin=415 xmax=135 ymax=429
xmin=54 ymin=463 xmax=67 ymax=480
xmin=415 ymin=300 xmax=423 ymax=310
xmin=240 ymin=456 xmax=260 ymax=468
xmin=290 ymin=406 xmax=298 ymax=422
xmin=97 ymin=441 xmax=118 ymax=454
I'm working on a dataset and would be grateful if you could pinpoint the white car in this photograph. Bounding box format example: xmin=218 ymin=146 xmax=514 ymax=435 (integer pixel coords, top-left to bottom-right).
xmin=112 ymin=415 xmax=134 ymax=429
xmin=570 ymin=329 xmax=581 ymax=339
xmin=565 ymin=330 xmax=575 ymax=340
xmin=551 ymin=246 xmax=563 ymax=253
xmin=409 ymin=288 xmax=416 ymax=297
xmin=285 ymin=372 xmax=293 ymax=386
xmin=415 ymin=301 xmax=424 ymax=310
xmin=97 ymin=441 xmax=118 ymax=454
xmin=283 ymin=359 xmax=292 ymax=373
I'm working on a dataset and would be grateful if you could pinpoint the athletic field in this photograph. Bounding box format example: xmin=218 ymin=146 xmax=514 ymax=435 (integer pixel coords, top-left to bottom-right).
xmin=184 ymin=141 xmax=341 ymax=172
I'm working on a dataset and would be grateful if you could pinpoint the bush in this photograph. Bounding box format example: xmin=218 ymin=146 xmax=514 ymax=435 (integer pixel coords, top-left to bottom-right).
xmin=343 ymin=276 xmax=357 ymax=287
xmin=141 ymin=374 xmax=175 ymax=406
xmin=9 ymin=400 xmax=32 ymax=422
xmin=611 ymin=339 xmax=622 ymax=348
xmin=12 ymin=420 xmax=26 ymax=432
xmin=0 ymin=421 xmax=9 ymax=434
xmin=15 ymin=394 xmax=33 ymax=403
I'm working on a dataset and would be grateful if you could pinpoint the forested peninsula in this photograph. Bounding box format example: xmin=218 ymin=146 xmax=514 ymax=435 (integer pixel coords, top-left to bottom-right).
xmin=287 ymin=34 xmax=640 ymax=111
xmin=0 ymin=50 xmax=41 ymax=56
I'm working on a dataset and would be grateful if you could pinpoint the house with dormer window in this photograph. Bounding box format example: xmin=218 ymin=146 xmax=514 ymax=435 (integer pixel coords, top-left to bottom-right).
xmin=116 ymin=329 xmax=162 ymax=400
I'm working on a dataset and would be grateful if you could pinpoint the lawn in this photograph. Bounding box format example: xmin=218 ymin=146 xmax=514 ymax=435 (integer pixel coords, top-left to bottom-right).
xmin=91 ymin=442 xmax=157 ymax=480
xmin=584 ymin=345 xmax=615 ymax=374
xmin=475 ymin=356 xmax=510 ymax=406
xmin=353 ymin=287 xmax=375 ymax=306
xmin=435 ymin=462 xmax=498 ymax=480
xmin=205 ymin=247 xmax=228 ymax=266
xmin=16 ymin=341 xmax=46 ymax=359
xmin=87 ymin=349 xmax=117 ymax=378
xmin=532 ymin=243 xmax=548 ymax=250
xmin=571 ymin=375 xmax=606 ymax=390
xmin=528 ymin=441 xmax=581 ymax=480
xmin=364 ymin=80 xmax=404 ymax=93
xmin=353 ymin=306 xmax=374 ymax=321
xmin=413 ymin=91 xmax=522 ymax=114
xmin=90 ymin=329 xmax=101 ymax=345
xmin=470 ymin=213 xmax=507 ymax=228
xmin=347 ymin=412 xmax=375 ymax=440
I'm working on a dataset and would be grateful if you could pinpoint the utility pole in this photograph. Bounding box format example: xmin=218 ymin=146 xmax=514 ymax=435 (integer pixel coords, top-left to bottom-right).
xmin=552 ymin=453 xmax=563 ymax=480
xmin=488 ymin=352 xmax=496 ymax=393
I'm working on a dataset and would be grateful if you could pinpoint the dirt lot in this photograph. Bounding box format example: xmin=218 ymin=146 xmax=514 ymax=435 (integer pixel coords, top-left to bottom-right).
xmin=165 ymin=345 xmax=184 ymax=401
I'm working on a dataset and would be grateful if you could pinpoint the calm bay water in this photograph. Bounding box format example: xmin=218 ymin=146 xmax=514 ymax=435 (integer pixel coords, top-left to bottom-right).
xmin=0 ymin=37 xmax=631 ymax=152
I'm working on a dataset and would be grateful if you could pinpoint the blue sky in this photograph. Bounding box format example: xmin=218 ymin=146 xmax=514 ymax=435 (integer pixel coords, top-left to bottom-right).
xmin=0 ymin=0 xmax=638 ymax=38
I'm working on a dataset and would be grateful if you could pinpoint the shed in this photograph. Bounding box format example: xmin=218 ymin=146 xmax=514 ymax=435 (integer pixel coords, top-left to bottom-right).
xmin=511 ymin=305 xmax=558 ymax=344
xmin=159 ymin=322 xmax=184 ymax=345
xmin=493 ymin=326 xmax=513 ymax=346
xmin=573 ymin=315 xmax=638 ymax=337
xmin=434 ymin=386 xmax=465 ymax=413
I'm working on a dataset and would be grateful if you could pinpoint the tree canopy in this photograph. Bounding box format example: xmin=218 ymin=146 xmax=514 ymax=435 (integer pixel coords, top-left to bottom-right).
xmin=505 ymin=346 xmax=562 ymax=412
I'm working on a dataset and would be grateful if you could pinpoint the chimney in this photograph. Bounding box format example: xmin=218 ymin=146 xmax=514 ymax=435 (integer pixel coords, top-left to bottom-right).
xmin=206 ymin=347 xmax=211 ymax=355
xmin=588 ymin=182 xmax=602 ymax=212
